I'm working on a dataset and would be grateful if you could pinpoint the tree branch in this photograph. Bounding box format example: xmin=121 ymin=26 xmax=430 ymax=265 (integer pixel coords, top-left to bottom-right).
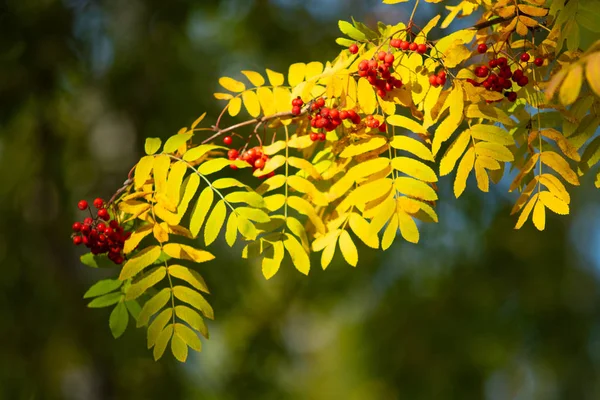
xmin=470 ymin=16 xmax=513 ymax=31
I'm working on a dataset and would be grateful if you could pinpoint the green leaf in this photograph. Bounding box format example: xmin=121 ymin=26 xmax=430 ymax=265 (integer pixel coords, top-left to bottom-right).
xmin=338 ymin=20 xmax=366 ymax=41
xmin=125 ymin=300 xmax=142 ymax=320
xmin=204 ymin=199 xmax=226 ymax=246
xmin=163 ymin=133 xmax=193 ymax=154
xmin=336 ymin=37 xmax=355 ymax=47
xmin=172 ymin=285 xmax=214 ymax=320
xmin=109 ymin=302 xmax=129 ymax=339
xmin=125 ymin=266 xmax=167 ymax=300
xmin=147 ymin=308 xmax=172 ymax=349
xmin=170 ymin=330 xmax=188 ymax=362
xmin=80 ymin=253 xmax=116 ymax=269
xmin=175 ymin=305 xmax=209 ymax=338
xmin=137 ymin=288 xmax=171 ymax=327
xmin=153 ymin=324 xmax=173 ymax=361
xmin=119 ymin=246 xmax=162 ymax=281
xmin=83 ymin=279 xmax=122 ymax=299
xmin=87 ymin=292 xmax=122 ymax=308
xmin=145 ymin=138 xmax=162 ymax=155
xmin=168 ymin=265 xmax=209 ymax=293
xmin=174 ymin=323 xmax=202 ymax=352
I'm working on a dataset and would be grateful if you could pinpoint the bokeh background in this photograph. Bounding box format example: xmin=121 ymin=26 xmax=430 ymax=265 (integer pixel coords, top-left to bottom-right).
xmin=2 ymin=0 xmax=600 ymax=399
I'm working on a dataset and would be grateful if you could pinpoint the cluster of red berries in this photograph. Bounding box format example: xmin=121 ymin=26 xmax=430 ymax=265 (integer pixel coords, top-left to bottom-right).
xmin=364 ymin=115 xmax=387 ymax=132
xmin=228 ymin=146 xmax=274 ymax=178
xmin=357 ymin=53 xmax=403 ymax=98
xmin=428 ymin=70 xmax=447 ymax=88
xmin=304 ymin=97 xmax=363 ymax=142
xmin=390 ymin=39 xmax=428 ymax=54
xmin=478 ymin=43 xmax=544 ymax=67
xmin=72 ymin=199 xmax=129 ymax=265
xmin=467 ymin=56 xmax=527 ymax=103
xmin=291 ymin=96 xmax=304 ymax=116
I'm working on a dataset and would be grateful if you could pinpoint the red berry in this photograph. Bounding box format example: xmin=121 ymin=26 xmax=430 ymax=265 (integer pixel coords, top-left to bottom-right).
xmin=489 ymin=59 xmax=498 ymax=68
xmin=93 ymin=198 xmax=104 ymax=209
xmin=320 ymin=107 xmax=330 ymax=118
xmin=72 ymin=222 xmax=82 ymax=232
xmin=477 ymin=43 xmax=488 ymax=54
xmin=315 ymin=97 xmax=325 ymax=108
xmin=317 ymin=133 xmax=326 ymax=141
xmin=339 ymin=110 xmax=349 ymax=120
xmin=417 ymin=43 xmax=427 ymax=54
xmin=507 ymin=92 xmax=517 ymax=102
xmin=400 ymin=40 xmax=410 ymax=51
xmin=384 ymin=53 xmax=395 ymax=64
xmin=310 ymin=133 xmax=319 ymax=142
xmin=295 ymin=97 xmax=304 ymax=106
xmin=77 ymin=200 xmax=88 ymax=210
xmin=223 ymin=136 xmax=233 ymax=145
xmin=98 ymin=208 xmax=110 ymax=221
xmin=409 ymin=42 xmax=418 ymax=51
xmin=358 ymin=60 xmax=368 ymax=71
xmin=534 ymin=57 xmax=543 ymax=67
xmin=518 ymin=76 xmax=529 ymax=86
xmin=83 ymin=217 xmax=93 ymax=225
xmin=230 ymin=163 xmax=238 ymax=170
xmin=73 ymin=236 xmax=83 ymax=245
xmin=435 ymin=76 xmax=444 ymax=86
xmin=520 ymin=53 xmax=530 ymax=62
xmin=292 ymin=105 xmax=302 ymax=115
xmin=97 ymin=223 xmax=106 ymax=232
xmin=349 ymin=43 xmax=359 ymax=54
xmin=437 ymin=70 xmax=447 ymax=79
xmin=329 ymin=109 xmax=339 ymax=120
xmin=368 ymin=59 xmax=378 ymax=69
xmin=228 ymin=149 xmax=239 ymax=160
xmin=109 ymin=220 xmax=119 ymax=229
xmin=378 ymin=123 xmax=387 ymax=133
xmin=429 ymin=75 xmax=438 ymax=85
xmin=497 ymin=57 xmax=507 ymax=67
xmin=254 ymin=158 xmax=265 ymax=169
xmin=377 ymin=89 xmax=386 ymax=98
xmin=391 ymin=39 xmax=401 ymax=48
xmin=378 ymin=51 xmax=387 ymax=61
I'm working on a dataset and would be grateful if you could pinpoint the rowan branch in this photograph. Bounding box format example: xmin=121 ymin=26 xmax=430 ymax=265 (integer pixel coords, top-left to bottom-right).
xmin=470 ymin=16 xmax=513 ymax=31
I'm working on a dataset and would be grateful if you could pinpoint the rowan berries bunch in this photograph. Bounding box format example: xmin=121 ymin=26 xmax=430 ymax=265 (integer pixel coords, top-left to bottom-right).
xmin=291 ymin=96 xmax=304 ymax=116
xmin=357 ymin=54 xmax=403 ymax=99
xmin=391 ymin=39 xmax=428 ymax=55
xmin=428 ymin=70 xmax=447 ymax=88
xmin=228 ymin=146 xmax=274 ymax=178
xmin=71 ymin=199 xmax=129 ymax=264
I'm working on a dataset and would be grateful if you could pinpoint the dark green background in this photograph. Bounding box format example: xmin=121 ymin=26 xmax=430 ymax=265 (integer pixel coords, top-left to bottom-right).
xmin=2 ymin=1 xmax=600 ymax=399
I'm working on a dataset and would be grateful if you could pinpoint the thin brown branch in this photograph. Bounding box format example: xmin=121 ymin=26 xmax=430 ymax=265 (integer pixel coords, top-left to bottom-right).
xmin=471 ymin=16 xmax=512 ymax=31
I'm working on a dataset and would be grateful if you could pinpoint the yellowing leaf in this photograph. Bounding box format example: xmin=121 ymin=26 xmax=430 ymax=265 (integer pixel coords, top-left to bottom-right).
xmin=163 ymin=243 xmax=215 ymax=263
xmin=392 ymin=157 xmax=437 ymax=182
xmin=219 ymin=77 xmax=245 ymax=92
xmin=214 ymin=93 xmax=233 ymax=100
xmin=175 ymin=305 xmax=208 ymax=338
xmin=288 ymin=157 xmax=321 ymax=179
xmin=228 ymin=97 xmax=242 ymax=117
xmin=168 ymin=265 xmax=209 ymax=293
xmin=340 ymin=178 xmax=393 ymax=212
xmin=241 ymin=70 xmax=265 ymax=87
xmin=305 ymin=62 xmax=324 ymax=80
xmin=338 ymin=230 xmax=358 ymax=267
xmin=182 ymin=145 xmax=225 ymax=163
xmin=390 ymin=135 xmax=434 ymax=161
xmin=119 ymin=246 xmax=162 ymax=280
xmin=197 ymin=158 xmax=230 ymax=175
xmin=145 ymin=138 xmax=161 ymax=155
xmin=172 ymin=286 xmax=214 ymax=319
xmin=509 ymin=153 xmax=540 ymax=192
xmin=515 ymin=193 xmax=539 ymax=229
xmin=204 ymin=200 xmax=226 ymax=246
xmin=532 ymin=199 xmax=546 ymax=231
xmin=288 ymin=63 xmax=306 ymax=87
xmin=123 ymin=224 xmax=153 ymax=254
xmin=339 ymin=136 xmax=387 ymax=158
xmin=283 ymin=233 xmax=310 ymax=275
xmin=470 ymin=124 xmax=514 ymax=145
xmin=539 ymin=174 xmax=570 ymax=204
xmin=273 ymin=86 xmax=291 ymax=114
xmin=242 ymin=90 xmax=261 ymax=118
xmin=287 ymin=176 xmax=328 ymax=206
xmin=266 ymin=68 xmax=284 ymax=86
xmin=518 ymin=4 xmax=548 ymax=16
xmin=474 ymin=159 xmax=489 ymax=192
xmin=454 ymin=146 xmax=475 ymax=198
xmin=358 ymin=77 xmax=377 ymax=115
xmin=395 ymin=177 xmax=438 ymax=201
xmin=586 ymin=53 xmax=600 ymax=98
xmin=540 ymin=151 xmax=580 ymax=185
xmin=349 ymin=213 xmax=379 ymax=249
xmin=147 ymin=308 xmax=172 ymax=348
xmin=224 ymin=191 xmax=265 ymax=208
xmin=153 ymin=154 xmax=170 ymax=198
xmin=163 ymin=133 xmax=193 ymax=154
xmin=439 ymin=129 xmax=471 ymax=176
xmin=287 ymin=196 xmax=325 ymax=234
xmin=381 ymin=214 xmax=398 ymax=250
xmin=432 ymin=86 xmax=464 ymax=155
xmin=164 ymin=161 xmax=187 ymax=212
xmin=540 ymin=128 xmax=580 ymax=161
xmin=474 ymin=142 xmax=514 ymax=162
xmin=397 ymin=210 xmax=419 ymax=244
xmin=225 ymin=212 xmax=237 ymax=247
xmin=257 ymin=87 xmax=276 ymax=115
xmin=539 ymin=191 xmax=570 ymax=215
xmin=262 ymin=239 xmax=284 ymax=280
xmin=189 ymin=186 xmax=214 ymax=238
xmin=170 ymin=328 xmax=189 ymax=362
xmin=190 ymin=112 xmax=204 ymax=129
xmin=321 ymin=240 xmax=337 ymax=270
xmin=135 ymin=156 xmax=154 ymax=189
xmin=387 ymin=115 xmax=428 ymax=134
xmin=137 ymin=288 xmax=171 ymax=328
xmin=126 ymin=266 xmax=166 ymax=300
xmin=559 ymin=64 xmax=583 ymax=106
xmin=153 ymin=324 xmax=173 ymax=361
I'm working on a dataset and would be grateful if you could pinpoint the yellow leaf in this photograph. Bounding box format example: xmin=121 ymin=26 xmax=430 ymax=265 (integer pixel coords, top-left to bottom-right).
xmin=283 ymin=233 xmax=310 ymax=275
xmin=532 ymin=199 xmax=546 ymax=231
xmin=286 ymin=217 xmax=309 ymax=251
xmin=305 ymin=61 xmax=324 ymax=80
xmin=137 ymin=288 xmax=171 ymax=328
xmin=273 ymin=86 xmax=291 ymax=115
xmin=153 ymin=324 xmax=173 ymax=361
xmin=474 ymin=159 xmax=489 ymax=192
xmin=182 ymin=145 xmax=225 ymax=163
xmin=369 ymin=196 xmax=396 ymax=235
xmin=257 ymin=87 xmax=276 ymax=115
xmin=357 ymin=77 xmax=377 ymax=115
xmin=124 ymin=224 xmax=153 ymax=254
xmin=454 ymin=146 xmax=475 ymax=198
xmin=147 ymin=309 xmax=172 ymax=348
xmin=474 ymin=142 xmax=514 ymax=162
xmin=397 ymin=210 xmax=419 ymax=244
xmin=432 ymin=86 xmax=464 ymax=155
xmin=545 ymin=69 xmax=568 ymax=102
xmin=390 ymin=135 xmax=434 ymax=161
xmin=126 ymin=266 xmax=167 ymax=301
xmin=321 ymin=239 xmax=337 ymax=270
xmin=465 ymin=104 xmax=514 ymax=126
xmin=387 ymin=115 xmax=427 ymax=134
xmin=381 ymin=214 xmax=398 ymax=250
xmin=433 ymin=29 xmax=476 ymax=56
xmin=214 ymin=93 xmax=233 ymax=100
xmin=340 ymin=178 xmax=393 ymax=212
xmin=515 ymin=193 xmax=539 ymax=229
xmin=538 ymin=174 xmax=570 ymax=204
xmin=476 ymin=155 xmax=501 ymax=171
xmin=241 ymin=70 xmax=265 ymax=87
xmin=262 ymin=240 xmax=284 ymax=280
xmin=163 ymin=243 xmax=215 ymax=263
xmin=163 ymin=161 xmax=187 ymax=212
xmin=287 ymin=176 xmax=328 ymax=206
xmin=242 ymin=90 xmax=261 ymax=118
xmin=339 ymin=136 xmax=388 ymax=158
xmin=236 ymin=215 xmax=257 ymax=240
xmin=470 ymin=124 xmax=514 ymax=145
xmin=378 ymin=96 xmax=396 ymax=115
xmin=395 ymin=177 xmax=438 ymax=201
xmin=134 ymin=156 xmax=154 ymax=190
xmin=224 ymin=191 xmax=265 ymax=208
xmin=219 ymin=77 xmax=245 ymax=92
xmin=349 ymin=213 xmax=379 ymax=249
xmin=204 ymin=200 xmax=226 ymax=246
xmin=287 ymin=196 xmax=326 ymax=234
xmin=439 ymin=129 xmax=471 ymax=176
xmin=540 ymin=128 xmax=580 ymax=161
xmin=225 ymin=213 xmax=237 ymax=247
xmin=189 ymin=186 xmax=214 ymax=238
xmin=518 ymin=4 xmax=548 ymax=16
xmin=168 ymin=265 xmax=209 ymax=293
xmin=288 ymin=63 xmax=306 ymax=87
xmin=338 ymin=230 xmax=358 ymax=267
xmin=197 ymin=158 xmax=231 ymax=175
xmin=266 ymin=68 xmax=284 ymax=86
xmin=509 ymin=153 xmax=539 ymax=191
xmin=172 ymin=286 xmax=214 ymax=319
xmin=256 ymin=174 xmax=286 ymax=194
xmin=119 ymin=246 xmax=162 ymax=280
xmin=153 ymin=154 xmax=170 ymax=198
xmin=153 ymin=222 xmax=169 ymax=243
xmin=212 ymin=177 xmax=247 ymax=190
xmin=228 ymin=97 xmax=242 ymax=117
xmin=539 ymin=191 xmax=570 ymax=215
xmin=264 ymin=194 xmax=286 ymax=212
xmin=288 ymin=157 xmax=322 ymax=179
xmin=145 ymin=138 xmax=161 ymax=155
xmin=540 ymin=151 xmax=580 ymax=185
xmin=559 ymin=64 xmax=583 ymax=106
xmin=175 ymin=305 xmax=208 ymax=338
xmin=392 ymin=157 xmax=437 ymax=182
xmin=586 ymin=53 xmax=600 ymax=98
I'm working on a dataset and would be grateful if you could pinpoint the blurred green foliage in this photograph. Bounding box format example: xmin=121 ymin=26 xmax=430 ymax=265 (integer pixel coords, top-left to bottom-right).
xmin=1 ymin=0 xmax=600 ymax=399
